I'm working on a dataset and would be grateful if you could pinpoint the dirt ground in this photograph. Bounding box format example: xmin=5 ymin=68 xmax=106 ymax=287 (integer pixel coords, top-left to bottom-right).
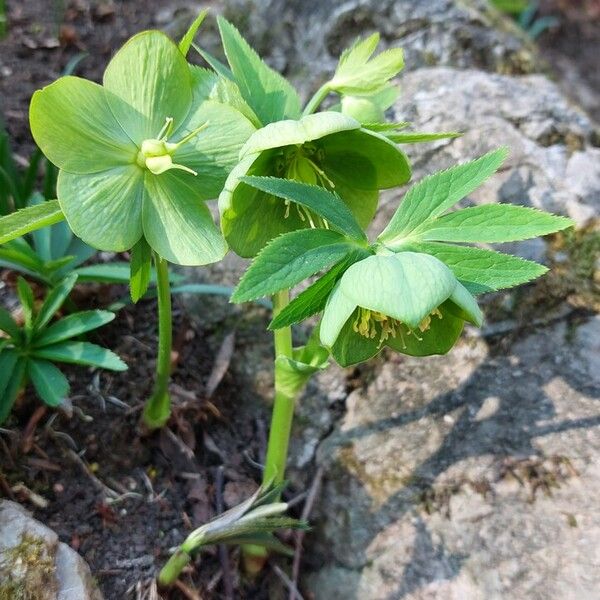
xmin=0 ymin=1 xmax=599 ymax=599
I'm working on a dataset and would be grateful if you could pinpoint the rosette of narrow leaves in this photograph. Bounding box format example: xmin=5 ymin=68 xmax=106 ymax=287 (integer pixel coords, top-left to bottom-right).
xmin=29 ymin=29 xmax=255 ymax=266
xmin=0 ymin=273 xmax=126 ymax=423
xmin=219 ymin=111 xmax=411 ymax=257
xmin=158 ymin=480 xmax=307 ymax=586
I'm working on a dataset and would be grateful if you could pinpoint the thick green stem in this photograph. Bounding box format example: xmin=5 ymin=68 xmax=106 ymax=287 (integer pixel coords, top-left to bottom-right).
xmin=142 ymin=253 xmax=173 ymax=430
xmin=243 ymin=290 xmax=295 ymax=572
xmin=157 ymin=549 xmax=192 ymax=586
xmin=263 ymin=290 xmax=294 ymax=485
xmin=302 ymin=83 xmax=331 ymax=117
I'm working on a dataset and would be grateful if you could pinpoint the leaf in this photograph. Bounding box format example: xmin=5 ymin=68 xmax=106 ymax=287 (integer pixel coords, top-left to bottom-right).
xmin=142 ymin=170 xmax=227 ymax=266
xmin=73 ymin=262 xmax=135 ymax=284
xmin=379 ymin=148 xmax=509 ymax=243
xmin=130 ymin=237 xmax=152 ymax=302
xmin=269 ymin=252 xmax=365 ymax=329
xmin=416 ymin=204 xmax=574 ymax=243
xmin=208 ymin=77 xmax=261 ymax=128
xmin=34 ymin=273 xmax=78 ymax=332
xmin=232 ymin=229 xmax=355 ymax=302
xmin=17 ymin=277 xmax=35 ymax=333
xmin=32 ymin=341 xmax=127 ymax=372
xmin=0 ymin=355 xmax=26 ymax=424
xmin=241 ymin=177 xmax=366 ymax=241
xmin=28 ymin=359 xmax=69 ymax=407
xmin=217 ymin=17 xmax=301 ymax=125
xmin=179 ymin=8 xmax=208 ymax=57
xmin=0 ymin=200 xmax=64 ymax=245
xmin=34 ymin=310 xmax=115 ymax=347
xmin=192 ymin=43 xmax=234 ymax=80
xmin=29 ymin=77 xmax=137 ymax=174
xmin=404 ymin=242 xmax=549 ymax=294
xmin=0 ymin=349 xmax=19 ymax=398
xmin=387 ymin=131 xmax=462 ymax=143
xmin=0 ymin=306 xmax=22 ymax=341
xmin=329 ymin=33 xmax=404 ymax=95
xmin=274 ymin=346 xmax=329 ymax=399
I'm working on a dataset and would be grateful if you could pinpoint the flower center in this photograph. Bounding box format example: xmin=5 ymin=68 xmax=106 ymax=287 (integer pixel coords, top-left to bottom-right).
xmin=136 ymin=117 xmax=208 ymax=176
xmin=274 ymin=143 xmax=334 ymax=227
xmin=353 ymin=307 xmax=443 ymax=348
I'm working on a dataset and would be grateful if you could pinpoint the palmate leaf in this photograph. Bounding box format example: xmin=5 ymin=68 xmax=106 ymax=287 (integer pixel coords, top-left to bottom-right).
xmin=34 ymin=310 xmax=116 ymax=347
xmin=0 ymin=200 xmax=64 ymax=245
xmin=403 ymin=242 xmax=549 ymax=294
xmin=330 ymin=33 xmax=404 ymax=95
xmin=415 ymin=204 xmax=573 ymax=243
xmin=232 ymin=229 xmax=355 ymax=302
xmin=379 ymin=148 xmax=509 ymax=243
xmin=241 ymin=177 xmax=367 ymax=242
xmin=32 ymin=341 xmax=127 ymax=372
xmin=28 ymin=359 xmax=69 ymax=407
xmin=217 ymin=17 xmax=301 ymax=125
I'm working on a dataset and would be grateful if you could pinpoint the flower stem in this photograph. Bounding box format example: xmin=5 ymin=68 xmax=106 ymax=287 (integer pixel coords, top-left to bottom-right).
xmin=242 ymin=290 xmax=294 ymax=573
xmin=142 ymin=253 xmax=173 ymax=430
xmin=157 ymin=549 xmax=192 ymax=586
xmin=302 ymin=83 xmax=331 ymax=116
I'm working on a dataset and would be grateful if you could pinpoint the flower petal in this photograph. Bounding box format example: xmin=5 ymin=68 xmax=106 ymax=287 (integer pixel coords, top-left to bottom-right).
xmin=340 ymin=252 xmax=456 ymax=328
xmin=171 ymin=100 xmax=256 ymax=199
xmin=329 ymin=176 xmax=378 ymax=229
xmin=319 ymin=282 xmax=357 ymax=348
xmin=240 ymin=112 xmax=359 ymax=158
xmin=57 ymin=167 xmax=144 ymax=252
xmin=219 ymin=152 xmax=306 ymax=257
xmin=387 ymin=305 xmax=464 ymax=356
xmin=320 ymin=128 xmax=411 ymax=189
xmin=143 ymin=171 xmax=227 ymax=266
xmin=30 ymin=77 xmax=136 ymax=174
xmin=330 ymin=310 xmax=381 ymax=367
xmin=103 ymin=31 xmax=192 ymax=142
xmin=446 ymin=281 xmax=483 ymax=327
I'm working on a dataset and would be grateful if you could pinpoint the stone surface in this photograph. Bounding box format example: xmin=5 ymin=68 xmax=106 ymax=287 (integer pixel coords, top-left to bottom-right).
xmin=306 ymin=317 xmax=600 ymax=598
xmin=0 ymin=500 xmax=103 ymax=600
xmin=373 ymin=67 xmax=600 ymax=240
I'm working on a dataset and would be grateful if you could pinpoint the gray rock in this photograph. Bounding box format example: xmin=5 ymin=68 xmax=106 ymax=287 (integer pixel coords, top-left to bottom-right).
xmin=0 ymin=500 xmax=103 ymax=600
xmin=371 ymin=67 xmax=600 ymax=241
xmin=306 ymin=316 xmax=600 ymax=599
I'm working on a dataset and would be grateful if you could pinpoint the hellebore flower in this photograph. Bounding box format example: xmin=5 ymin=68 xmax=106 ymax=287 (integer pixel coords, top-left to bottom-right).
xmin=218 ymin=111 xmax=411 ymax=257
xmin=320 ymin=251 xmax=483 ymax=367
xmin=30 ymin=31 xmax=256 ymax=265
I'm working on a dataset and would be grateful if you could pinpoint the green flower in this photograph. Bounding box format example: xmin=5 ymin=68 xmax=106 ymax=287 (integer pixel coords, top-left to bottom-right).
xmin=30 ymin=31 xmax=255 ymax=265
xmin=320 ymin=252 xmax=482 ymax=367
xmin=218 ymin=111 xmax=410 ymax=257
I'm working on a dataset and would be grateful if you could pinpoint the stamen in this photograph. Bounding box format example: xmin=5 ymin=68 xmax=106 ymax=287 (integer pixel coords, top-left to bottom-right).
xmin=156 ymin=117 xmax=174 ymax=141
xmin=166 ymin=121 xmax=210 ymax=152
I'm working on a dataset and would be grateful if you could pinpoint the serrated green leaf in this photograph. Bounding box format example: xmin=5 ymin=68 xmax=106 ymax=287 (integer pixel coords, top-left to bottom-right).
xmin=217 ymin=17 xmax=301 ymax=125
xmin=232 ymin=229 xmax=354 ymax=302
xmin=28 ymin=359 xmax=69 ymax=407
xmin=274 ymin=345 xmax=329 ymax=399
xmin=404 ymin=242 xmax=549 ymax=294
xmin=268 ymin=252 xmax=365 ymax=330
xmin=379 ymin=148 xmax=509 ymax=243
xmin=240 ymin=177 xmax=366 ymax=241
xmin=178 ymin=9 xmax=208 ymax=57
xmin=416 ymin=204 xmax=574 ymax=243
xmin=34 ymin=310 xmax=115 ymax=347
xmin=32 ymin=341 xmax=127 ymax=372
xmin=387 ymin=131 xmax=462 ymax=143
xmin=34 ymin=273 xmax=78 ymax=332
xmin=330 ymin=33 xmax=404 ymax=95
xmin=0 ymin=355 xmax=26 ymax=424
xmin=130 ymin=237 xmax=152 ymax=303
xmin=208 ymin=76 xmax=261 ymax=128
xmin=0 ymin=200 xmax=64 ymax=245
xmin=192 ymin=43 xmax=234 ymax=80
